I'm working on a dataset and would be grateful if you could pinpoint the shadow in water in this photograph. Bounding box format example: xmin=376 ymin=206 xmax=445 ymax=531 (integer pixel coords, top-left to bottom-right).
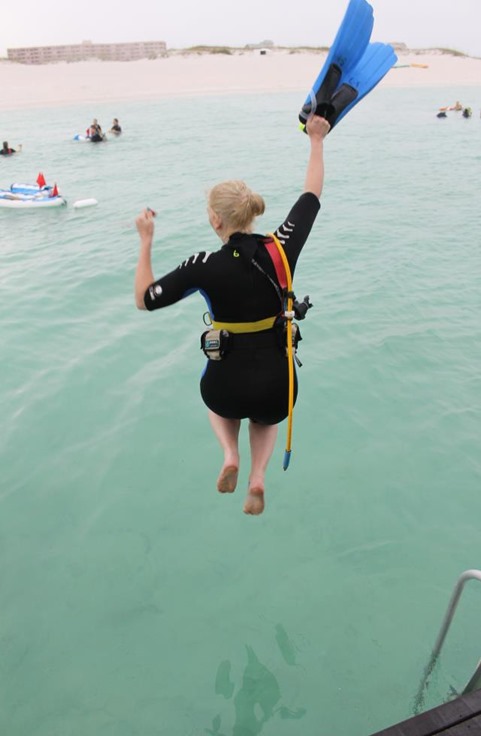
xmin=206 ymin=630 xmax=306 ymax=736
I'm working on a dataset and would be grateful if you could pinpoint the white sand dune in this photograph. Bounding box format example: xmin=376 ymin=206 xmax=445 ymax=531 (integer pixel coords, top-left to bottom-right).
xmin=2 ymin=50 xmax=480 ymax=110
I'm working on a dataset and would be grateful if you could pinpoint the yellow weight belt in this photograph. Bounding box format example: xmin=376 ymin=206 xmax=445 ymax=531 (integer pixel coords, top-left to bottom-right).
xmin=211 ymin=315 xmax=277 ymax=333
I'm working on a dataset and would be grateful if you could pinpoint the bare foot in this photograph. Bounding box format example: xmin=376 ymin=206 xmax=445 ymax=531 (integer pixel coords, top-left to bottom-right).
xmin=217 ymin=464 xmax=238 ymax=493
xmin=243 ymin=486 xmax=265 ymax=515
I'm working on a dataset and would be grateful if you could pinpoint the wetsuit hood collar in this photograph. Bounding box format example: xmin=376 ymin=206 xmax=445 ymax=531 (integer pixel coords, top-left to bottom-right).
xmin=223 ymin=233 xmax=263 ymax=263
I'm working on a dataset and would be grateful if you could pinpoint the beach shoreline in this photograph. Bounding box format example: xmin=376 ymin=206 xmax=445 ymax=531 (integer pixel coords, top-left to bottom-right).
xmin=2 ymin=49 xmax=481 ymax=111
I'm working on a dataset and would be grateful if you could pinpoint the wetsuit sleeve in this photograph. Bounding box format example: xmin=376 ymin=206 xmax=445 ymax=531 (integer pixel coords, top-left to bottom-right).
xmin=274 ymin=192 xmax=320 ymax=270
xmin=143 ymin=251 xmax=213 ymax=311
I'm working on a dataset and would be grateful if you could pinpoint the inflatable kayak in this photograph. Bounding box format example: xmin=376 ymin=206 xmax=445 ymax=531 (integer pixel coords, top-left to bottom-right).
xmin=0 ymin=188 xmax=66 ymax=208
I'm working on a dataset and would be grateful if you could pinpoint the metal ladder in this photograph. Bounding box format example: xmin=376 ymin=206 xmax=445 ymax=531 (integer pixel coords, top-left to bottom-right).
xmin=414 ymin=569 xmax=481 ymax=713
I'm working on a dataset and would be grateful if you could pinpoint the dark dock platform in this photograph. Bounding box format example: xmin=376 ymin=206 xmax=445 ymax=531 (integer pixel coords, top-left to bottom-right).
xmin=369 ymin=689 xmax=481 ymax=735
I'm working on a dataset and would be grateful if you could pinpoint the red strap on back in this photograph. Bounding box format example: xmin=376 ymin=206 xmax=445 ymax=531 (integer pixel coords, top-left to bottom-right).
xmin=264 ymin=237 xmax=288 ymax=290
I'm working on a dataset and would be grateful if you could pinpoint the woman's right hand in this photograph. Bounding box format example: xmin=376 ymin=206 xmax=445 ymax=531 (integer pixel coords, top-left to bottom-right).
xmin=135 ymin=208 xmax=156 ymax=244
xmin=306 ymin=115 xmax=330 ymax=141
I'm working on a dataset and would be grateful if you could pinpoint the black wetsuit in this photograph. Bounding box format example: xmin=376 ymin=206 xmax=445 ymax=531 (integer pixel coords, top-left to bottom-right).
xmin=144 ymin=192 xmax=320 ymax=424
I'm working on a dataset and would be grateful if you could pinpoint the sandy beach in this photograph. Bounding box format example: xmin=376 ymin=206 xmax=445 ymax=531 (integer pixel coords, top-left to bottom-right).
xmin=2 ymin=49 xmax=481 ymax=110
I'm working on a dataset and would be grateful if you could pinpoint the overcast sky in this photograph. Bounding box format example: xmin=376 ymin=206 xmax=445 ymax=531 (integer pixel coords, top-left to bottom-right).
xmin=2 ymin=0 xmax=481 ymax=58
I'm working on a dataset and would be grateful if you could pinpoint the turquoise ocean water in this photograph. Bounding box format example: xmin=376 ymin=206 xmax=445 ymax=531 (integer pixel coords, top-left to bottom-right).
xmin=1 ymin=85 xmax=481 ymax=735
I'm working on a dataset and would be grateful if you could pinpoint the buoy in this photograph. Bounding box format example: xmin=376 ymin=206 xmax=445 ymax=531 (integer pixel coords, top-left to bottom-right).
xmin=73 ymin=198 xmax=98 ymax=209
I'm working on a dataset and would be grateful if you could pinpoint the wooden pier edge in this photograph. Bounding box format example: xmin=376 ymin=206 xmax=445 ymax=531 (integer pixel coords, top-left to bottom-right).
xmin=368 ymin=689 xmax=481 ymax=735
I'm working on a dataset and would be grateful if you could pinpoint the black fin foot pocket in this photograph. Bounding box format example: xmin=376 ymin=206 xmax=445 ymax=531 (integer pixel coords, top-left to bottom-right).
xmin=299 ymin=63 xmax=343 ymax=129
xmin=324 ymin=84 xmax=359 ymax=128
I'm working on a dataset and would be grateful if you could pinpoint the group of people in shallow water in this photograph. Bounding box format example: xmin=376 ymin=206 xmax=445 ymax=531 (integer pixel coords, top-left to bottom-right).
xmin=436 ymin=101 xmax=475 ymax=119
xmin=86 ymin=117 xmax=122 ymax=142
xmin=134 ymin=114 xmax=330 ymax=515
xmin=1 ymin=118 xmax=122 ymax=154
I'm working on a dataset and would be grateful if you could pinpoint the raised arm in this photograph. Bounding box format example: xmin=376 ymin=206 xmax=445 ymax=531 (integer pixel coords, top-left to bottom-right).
xmin=303 ymin=115 xmax=330 ymax=199
xmin=134 ymin=209 xmax=156 ymax=309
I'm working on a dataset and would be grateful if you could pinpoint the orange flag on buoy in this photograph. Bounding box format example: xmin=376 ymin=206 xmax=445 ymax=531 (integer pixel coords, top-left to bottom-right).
xmin=51 ymin=183 xmax=59 ymax=197
xmin=37 ymin=172 xmax=46 ymax=187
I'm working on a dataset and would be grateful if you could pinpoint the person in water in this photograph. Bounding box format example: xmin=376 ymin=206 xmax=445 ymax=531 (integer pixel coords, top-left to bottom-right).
xmin=134 ymin=114 xmax=330 ymax=514
xmin=87 ymin=119 xmax=104 ymax=142
xmin=0 ymin=141 xmax=22 ymax=155
xmin=109 ymin=118 xmax=122 ymax=134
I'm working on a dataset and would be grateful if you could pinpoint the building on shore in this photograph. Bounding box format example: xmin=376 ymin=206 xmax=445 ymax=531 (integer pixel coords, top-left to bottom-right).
xmin=7 ymin=40 xmax=167 ymax=65
xmin=245 ymin=40 xmax=275 ymax=49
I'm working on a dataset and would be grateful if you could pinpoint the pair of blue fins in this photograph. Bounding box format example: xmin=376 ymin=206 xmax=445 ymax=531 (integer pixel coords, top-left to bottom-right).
xmin=299 ymin=0 xmax=397 ymax=130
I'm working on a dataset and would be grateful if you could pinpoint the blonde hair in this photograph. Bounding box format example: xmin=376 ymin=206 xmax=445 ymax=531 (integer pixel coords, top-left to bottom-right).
xmin=208 ymin=180 xmax=265 ymax=232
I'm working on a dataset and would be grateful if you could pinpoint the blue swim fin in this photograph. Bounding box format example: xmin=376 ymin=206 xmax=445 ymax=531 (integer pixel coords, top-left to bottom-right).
xmin=299 ymin=0 xmax=374 ymax=125
xmin=319 ymin=41 xmax=398 ymax=127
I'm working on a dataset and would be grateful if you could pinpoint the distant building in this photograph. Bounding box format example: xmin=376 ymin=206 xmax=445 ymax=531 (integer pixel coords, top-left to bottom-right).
xmin=245 ymin=40 xmax=274 ymax=49
xmin=7 ymin=40 xmax=167 ymax=65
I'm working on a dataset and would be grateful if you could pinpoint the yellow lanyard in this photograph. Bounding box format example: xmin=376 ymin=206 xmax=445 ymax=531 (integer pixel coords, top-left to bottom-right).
xmin=267 ymin=233 xmax=295 ymax=470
